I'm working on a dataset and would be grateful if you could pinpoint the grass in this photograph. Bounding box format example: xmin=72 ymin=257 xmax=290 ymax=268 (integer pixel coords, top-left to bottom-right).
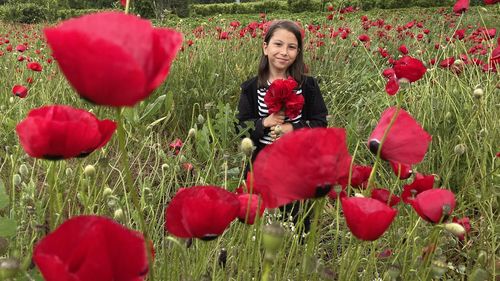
xmin=0 ymin=4 xmax=499 ymax=281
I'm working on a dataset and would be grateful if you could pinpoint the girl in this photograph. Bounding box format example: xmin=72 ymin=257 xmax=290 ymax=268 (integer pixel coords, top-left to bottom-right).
xmin=237 ymin=20 xmax=328 ymax=233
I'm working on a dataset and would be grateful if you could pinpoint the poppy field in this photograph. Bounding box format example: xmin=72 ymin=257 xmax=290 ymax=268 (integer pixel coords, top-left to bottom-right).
xmin=0 ymin=1 xmax=499 ymax=280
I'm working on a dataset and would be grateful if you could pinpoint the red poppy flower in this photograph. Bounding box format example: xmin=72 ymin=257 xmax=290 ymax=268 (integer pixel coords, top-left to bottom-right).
xmin=237 ymin=193 xmax=265 ymax=225
xmin=264 ymin=77 xmax=304 ymax=119
xmin=253 ymin=128 xmax=352 ymax=208
xmin=169 ymin=138 xmax=183 ymax=155
xmin=392 ymin=56 xmax=427 ymax=83
xmin=33 ymin=215 xmax=149 ymax=281
xmin=398 ymin=44 xmax=409 ymax=55
xmin=385 ymin=77 xmax=400 ymax=96
xmin=389 ymin=161 xmax=412 ymax=179
xmin=358 ymin=34 xmax=370 ymax=42
xmin=371 ymin=188 xmax=400 ymax=207
xmin=453 ymin=0 xmax=469 ymax=14
xmin=401 ymin=174 xmax=434 ymax=203
xmin=338 ymin=165 xmax=372 ymax=188
xmin=16 ymin=44 xmax=26 ymax=52
xmin=165 ymin=186 xmax=240 ymax=240
xmin=16 ymin=105 xmax=116 ymax=160
xmin=120 ymin=0 xmax=126 ymax=6
xmin=440 ymin=57 xmax=455 ymax=68
xmin=452 ymin=217 xmax=471 ymax=240
xmin=496 ymin=152 xmax=500 ymax=157
xmin=44 ymin=12 xmax=183 ymax=107
xmin=484 ymin=0 xmax=499 ymax=4
xmin=341 ymin=197 xmax=397 ymax=241
xmin=12 ymin=85 xmax=28 ymax=98
xmin=368 ymin=107 xmax=432 ymax=165
xmin=410 ymin=189 xmax=456 ymax=223
xmin=27 ymin=61 xmax=42 ymax=71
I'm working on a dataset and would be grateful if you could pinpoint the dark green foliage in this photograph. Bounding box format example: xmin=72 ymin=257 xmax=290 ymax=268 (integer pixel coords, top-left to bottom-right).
xmin=132 ymin=0 xmax=156 ymax=18
xmin=191 ymin=1 xmax=287 ymax=16
xmin=0 ymin=3 xmax=48 ymax=23
xmin=169 ymin=0 xmax=191 ymax=18
xmin=56 ymin=8 xmax=103 ymax=20
xmin=288 ymin=0 xmax=321 ymax=13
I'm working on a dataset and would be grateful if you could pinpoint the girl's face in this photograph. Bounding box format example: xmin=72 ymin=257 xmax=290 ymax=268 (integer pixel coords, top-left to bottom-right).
xmin=263 ymin=28 xmax=299 ymax=75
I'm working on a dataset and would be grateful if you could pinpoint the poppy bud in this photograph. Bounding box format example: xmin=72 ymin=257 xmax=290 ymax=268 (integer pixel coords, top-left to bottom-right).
xmin=114 ymin=208 xmax=124 ymax=220
xmin=443 ymin=222 xmax=466 ymax=237
xmin=444 ymin=112 xmax=452 ymax=120
xmin=161 ymin=164 xmax=170 ymax=170
xmin=240 ymin=138 xmax=254 ymax=157
xmin=9 ymin=97 xmax=14 ymax=104
xmin=0 ymin=237 xmax=8 ymax=256
xmin=103 ymin=187 xmax=113 ymax=197
xmin=197 ymin=114 xmax=205 ymax=124
xmin=354 ymin=193 xmax=365 ymax=198
xmin=204 ymin=102 xmax=214 ymax=111
xmin=454 ymin=144 xmax=467 ymax=155
xmin=83 ymin=165 xmax=96 ymax=177
xmin=188 ymin=128 xmax=196 ymax=138
xmin=430 ymin=259 xmax=447 ymax=278
xmin=262 ymin=223 xmax=285 ymax=254
xmin=473 ymin=88 xmax=484 ymax=99
xmin=0 ymin=258 xmax=20 ymax=279
xmin=65 ymin=167 xmax=73 ymax=176
xmin=12 ymin=174 xmax=21 ymax=186
xmin=19 ymin=164 xmax=29 ymax=177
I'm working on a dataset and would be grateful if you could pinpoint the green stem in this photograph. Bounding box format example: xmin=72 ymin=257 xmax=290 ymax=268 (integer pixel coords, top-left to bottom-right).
xmin=115 ymin=108 xmax=154 ymax=280
xmin=47 ymin=161 xmax=58 ymax=230
xmin=261 ymin=261 xmax=271 ymax=281
xmin=125 ymin=0 xmax=130 ymax=14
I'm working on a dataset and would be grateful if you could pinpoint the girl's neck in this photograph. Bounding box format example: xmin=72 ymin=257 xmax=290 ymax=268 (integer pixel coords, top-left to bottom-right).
xmin=267 ymin=69 xmax=288 ymax=83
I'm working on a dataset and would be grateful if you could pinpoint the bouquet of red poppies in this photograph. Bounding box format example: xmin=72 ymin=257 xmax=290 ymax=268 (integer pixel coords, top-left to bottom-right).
xmin=264 ymin=77 xmax=304 ymax=119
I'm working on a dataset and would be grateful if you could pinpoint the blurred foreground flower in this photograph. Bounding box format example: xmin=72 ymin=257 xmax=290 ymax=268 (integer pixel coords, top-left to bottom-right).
xmin=44 ymin=12 xmax=183 ymax=107
xmin=34 ymin=216 xmax=150 ymax=281
xmin=368 ymin=107 xmax=432 ymax=165
xmin=341 ymin=197 xmax=397 ymax=241
xmin=253 ymin=128 xmax=351 ymax=208
xmin=410 ymin=189 xmax=456 ymax=223
xmin=16 ymin=105 xmax=116 ymax=160
xmin=165 ymin=186 xmax=240 ymax=240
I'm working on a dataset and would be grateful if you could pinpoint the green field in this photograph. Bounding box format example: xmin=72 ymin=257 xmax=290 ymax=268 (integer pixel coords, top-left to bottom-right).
xmin=0 ymin=4 xmax=499 ymax=280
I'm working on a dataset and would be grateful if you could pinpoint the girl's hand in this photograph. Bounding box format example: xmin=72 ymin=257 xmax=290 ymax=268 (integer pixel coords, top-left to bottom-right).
xmin=270 ymin=123 xmax=293 ymax=140
xmin=263 ymin=111 xmax=285 ymax=128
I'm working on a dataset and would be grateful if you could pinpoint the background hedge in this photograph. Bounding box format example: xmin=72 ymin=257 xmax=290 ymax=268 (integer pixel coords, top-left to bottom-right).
xmin=0 ymin=0 xmax=482 ymax=23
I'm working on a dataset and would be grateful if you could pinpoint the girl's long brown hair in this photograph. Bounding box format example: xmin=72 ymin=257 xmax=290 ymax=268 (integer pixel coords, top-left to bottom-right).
xmin=257 ymin=20 xmax=305 ymax=88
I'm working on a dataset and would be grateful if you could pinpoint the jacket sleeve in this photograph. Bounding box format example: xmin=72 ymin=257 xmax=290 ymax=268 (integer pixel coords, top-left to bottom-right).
xmin=236 ymin=85 xmax=267 ymax=144
xmin=292 ymin=77 xmax=328 ymax=130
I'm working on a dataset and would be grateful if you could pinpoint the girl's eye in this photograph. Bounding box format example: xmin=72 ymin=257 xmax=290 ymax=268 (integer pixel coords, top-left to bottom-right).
xmin=274 ymin=43 xmax=282 ymax=46
xmin=289 ymin=46 xmax=297 ymax=50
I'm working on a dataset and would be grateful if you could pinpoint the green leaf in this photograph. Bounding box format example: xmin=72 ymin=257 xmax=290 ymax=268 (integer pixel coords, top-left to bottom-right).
xmin=140 ymin=94 xmax=166 ymax=121
xmin=0 ymin=217 xmax=17 ymax=238
xmin=0 ymin=179 xmax=8 ymax=210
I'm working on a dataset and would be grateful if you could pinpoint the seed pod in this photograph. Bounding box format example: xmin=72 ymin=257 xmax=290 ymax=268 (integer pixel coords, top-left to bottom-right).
xmin=19 ymin=164 xmax=29 ymax=177
xmin=0 ymin=258 xmax=20 ymax=279
xmin=262 ymin=223 xmax=285 ymax=254
xmin=240 ymin=138 xmax=254 ymax=157
xmin=454 ymin=144 xmax=466 ymax=155
xmin=12 ymin=174 xmax=21 ymax=186
xmin=473 ymin=88 xmax=483 ymax=99
xmin=83 ymin=165 xmax=96 ymax=177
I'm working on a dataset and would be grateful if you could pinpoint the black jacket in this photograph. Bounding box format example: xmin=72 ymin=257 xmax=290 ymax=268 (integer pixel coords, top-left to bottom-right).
xmin=237 ymin=75 xmax=328 ymax=155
